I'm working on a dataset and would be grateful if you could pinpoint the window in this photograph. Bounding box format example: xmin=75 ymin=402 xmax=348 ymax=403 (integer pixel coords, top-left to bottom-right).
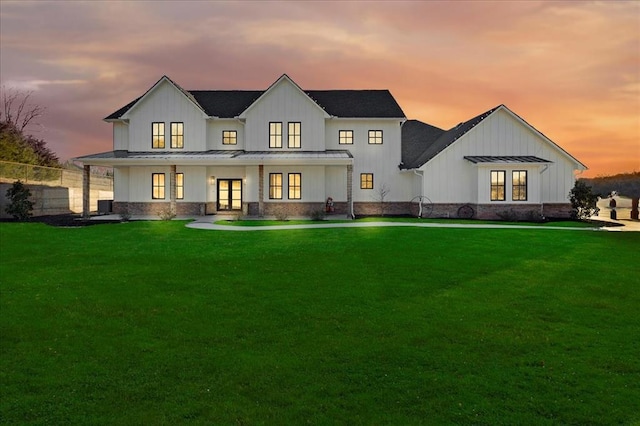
xmin=269 ymin=173 xmax=283 ymax=199
xmin=152 ymin=122 xmax=165 ymax=149
xmin=176 ymin=173 xmax=184 ymax=200
xmin=152 ymin=173 xmax=165 ymax=199
xmin=288 ymin=122 xmax=301 ymax=148
xmin=222 ymin=130 xmax=237 ymax=145
xmin=368 ymin=130 xmax=383 ymax=144
xmin=288 ymin=173 xmax=301 ymax=199
xmin=360 ymin=173 xmax=374 ymax=189
xmin=269 ymin=122 xmax=282 ymax=148
xmin=490 ymin=170 xmax=506 ymax=201
xmin=170 ymin=122 xmax=184 ymax=149
xmin=512 ymin=170 xmax=527 ymax=201
xmin=339 ymin=130 xmax=353 ymax=145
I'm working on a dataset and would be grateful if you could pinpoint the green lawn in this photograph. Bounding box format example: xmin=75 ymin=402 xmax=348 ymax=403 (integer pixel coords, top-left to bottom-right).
xmin=1 ymin=221 xmax=638 ymax=425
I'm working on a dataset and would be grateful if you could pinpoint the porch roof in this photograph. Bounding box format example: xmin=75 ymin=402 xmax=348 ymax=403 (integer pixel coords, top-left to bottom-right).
xmin=75 ymin=150 xmax=353 ymax=166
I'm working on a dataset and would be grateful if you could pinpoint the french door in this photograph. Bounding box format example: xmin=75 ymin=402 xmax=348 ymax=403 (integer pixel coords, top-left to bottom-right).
xmin=217 ymin=179 xmax=242 ymax=211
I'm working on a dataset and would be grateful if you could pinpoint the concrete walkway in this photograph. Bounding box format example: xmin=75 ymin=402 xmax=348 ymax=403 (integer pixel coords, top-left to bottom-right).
xmin=186 ymin=217 xmax=606 ymax=232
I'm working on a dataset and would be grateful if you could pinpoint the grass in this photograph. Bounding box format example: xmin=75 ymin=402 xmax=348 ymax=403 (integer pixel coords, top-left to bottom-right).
xmin=1 ymin=221 xmax=638 ymax=424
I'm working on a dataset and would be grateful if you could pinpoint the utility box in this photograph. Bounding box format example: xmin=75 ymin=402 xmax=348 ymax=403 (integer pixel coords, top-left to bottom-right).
xmin=98 ymin=199 xmax=113 ymax=214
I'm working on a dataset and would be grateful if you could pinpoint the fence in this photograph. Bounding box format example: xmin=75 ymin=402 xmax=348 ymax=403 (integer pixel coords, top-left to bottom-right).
xmin=0 ymin=161 xmax=113 ymax=217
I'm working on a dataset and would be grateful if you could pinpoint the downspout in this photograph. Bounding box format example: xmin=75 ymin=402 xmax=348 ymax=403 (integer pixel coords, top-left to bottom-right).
xmin=413 ymin=169 xmax=424 ymax=217
xmin=539 ymin=164 xmax=549 ymax=218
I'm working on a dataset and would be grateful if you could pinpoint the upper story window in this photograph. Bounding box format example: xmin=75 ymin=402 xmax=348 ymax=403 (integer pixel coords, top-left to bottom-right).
xmin=360 ymin=173 xmax=374 ymax=189
xmin=288 ymin=173 xmax=301 ymax=200
xmin=490 ymin=170 xmax=506 ymax=201
xmin=152 ymin=122 xmax=165 ymax=149
xmin=176 ymin=173 xmax=184 ymax=200
xmin=288 ymin=122 xmax=301 ymax=148
xmin=269 ymin=122 xmax=282 ymax=148
xmin=339 ymin=130 xmax=353 ymax=145
xmin=368 ymin=130 xmax=383 ymax=144
xmin=222 ymin=130 xmax=237 ymax=145
xmin=152 ymin=173 xmax=165 ymax=199
xmin=512 ymin=170 xmax=527 ymax=201
xmin=171 ymin=122 xmax=184 ymax=149
xmin=269 ymin=173 xmax=283 ymax=199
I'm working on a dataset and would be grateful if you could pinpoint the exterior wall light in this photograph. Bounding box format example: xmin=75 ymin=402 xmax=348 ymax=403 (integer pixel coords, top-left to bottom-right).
xmin=209 ymin=176 xmax=216 ymax=185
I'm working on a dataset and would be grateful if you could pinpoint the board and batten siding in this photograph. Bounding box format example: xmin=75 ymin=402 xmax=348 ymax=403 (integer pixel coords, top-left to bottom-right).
xmin=325 ymin=119 xmax=413 ymax=202
xmin=206 ymin=119 xmax=245 ymax=150
xmin=420 ymin=108 xmax=579 ymax=204
xmin=243 ymin=79 xmax=326 ymax=152
xmin=113 ymin=122 xmax=129 ymax=151
xmin=124 ymin=80 xmax=207 ymax=152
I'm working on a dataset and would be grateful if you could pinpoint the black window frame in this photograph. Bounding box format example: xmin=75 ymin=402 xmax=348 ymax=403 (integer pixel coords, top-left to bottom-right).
xmin=490 ymin=170 xmax=506 ymax=201
xmin=288 ymin=173 xmax=301 ymax=200
xmin=222 ymin=130 xmax=237 ymax=145
xmin=360 ymin=173 xmax=374 ymax=189
xmin=152 ymin=122 xmax=165 ymax=149
xmin=288 ymin=122 xmax=301 ymax=149
xmin=152 ymin=173 xmax=165 ymax=199
xmin=368 ymin=130 xmax=383 ymax=144
xmin=512 ymin=170 xmax=528 ymax=201
xmin=170 ymin=122 xmax=184 ymax=149
xmin=339 ymin=130 xmax=354 ymax=145
xmin=176 ymin=172 xmax=184 ymax=200
xmin=269 ymin=122 xmax=283 ymax=148
xmin=269 ymin=173 xmax=283 ymax=200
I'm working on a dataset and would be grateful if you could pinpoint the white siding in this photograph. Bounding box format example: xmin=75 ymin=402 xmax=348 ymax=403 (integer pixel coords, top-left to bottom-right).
xmin=113 ymin=123 xmax=129 ymax=150
xmin=421 ymin=108 xmax=578 ymax=203
xmin=113 ymin=167 xmax=129 ymax=201
xmin=126 ymin=80 xmax=207 ymax=151
xmin=263 ymin=166 xmax=325 ymax=202
xmin=325 ymin=166 xmax=347 ymax=200
xmin=325 ymin=119 xmax=413 ymax=202
xmin=177 ymin=166 xmax=207 ymax=202
xmin=206 ymin=119 xmax=245 ymax=150
xmin=128 ymin=166 xmax=170 ymax=202
xmin=243 ymin=79 xmax=326 ymax=151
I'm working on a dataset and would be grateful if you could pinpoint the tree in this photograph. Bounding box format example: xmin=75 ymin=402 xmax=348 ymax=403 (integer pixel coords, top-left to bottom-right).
xmin=0 ymin=88 xmax=59 ymax=167
xmin=372 ymin=183 xmax=391 ymax=216
xmin=5 ymin=181 xmax=34 ymax=221
xmin=568 ymin=180 xmax=599 ymax=220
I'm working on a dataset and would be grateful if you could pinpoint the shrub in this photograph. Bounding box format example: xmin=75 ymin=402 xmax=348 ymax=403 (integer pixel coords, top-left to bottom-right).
xmin=5 ymin=180 xmax=34 ymax=221
xmin=310 ymin=209 xmax=326 ymax=221
xmin=569 ymin=181 xmax=599 ymax=220
xmin=157 ymin=206 xmax=176 ymax=221
xmin=119 ymin=207 xmax=131 ymax=222
xmin=274 ymin=209 xmax=289 ymax=221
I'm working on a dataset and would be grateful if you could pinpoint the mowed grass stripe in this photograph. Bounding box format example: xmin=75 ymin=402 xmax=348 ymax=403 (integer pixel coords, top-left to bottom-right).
xmin=1 ymin=222 xmax=638 ymax=424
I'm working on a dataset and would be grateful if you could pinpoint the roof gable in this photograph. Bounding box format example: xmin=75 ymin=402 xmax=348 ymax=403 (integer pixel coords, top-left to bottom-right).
xmin=238 ymin=74 xmax=330 ymax=119
xmin=115 ymin=76 xmax=208 ymax=121
xmin=401 ymin=106 xmax=499 ymax=169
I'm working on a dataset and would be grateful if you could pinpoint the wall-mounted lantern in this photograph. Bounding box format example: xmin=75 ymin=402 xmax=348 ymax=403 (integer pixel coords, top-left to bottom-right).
xmin=209 ymin=176 xmax=216 ymax=185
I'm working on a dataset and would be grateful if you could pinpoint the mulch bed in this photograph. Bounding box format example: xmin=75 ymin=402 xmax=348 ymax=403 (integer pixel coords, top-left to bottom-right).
xmin=0 ymin=214 xmax=122 ymax=227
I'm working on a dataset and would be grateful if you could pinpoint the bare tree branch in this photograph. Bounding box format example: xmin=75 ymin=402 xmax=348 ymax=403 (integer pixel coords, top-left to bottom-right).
xmin=1 ymin=87 xmax=46 ymax=132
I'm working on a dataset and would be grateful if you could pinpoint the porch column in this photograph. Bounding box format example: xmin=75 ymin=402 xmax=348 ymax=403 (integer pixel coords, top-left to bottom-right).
xmin=170 ymin=165 xmax=176 ymax=215
xmin=258 ymin=164 xmax=264 ymax=217
xmin=347 ymin=163 xmax=353 ymax=218
xmin=82 ymin=165 xmax=90 ymax=219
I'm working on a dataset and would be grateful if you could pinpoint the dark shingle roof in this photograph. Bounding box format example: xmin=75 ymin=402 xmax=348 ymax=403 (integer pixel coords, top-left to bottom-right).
xmin=306 ymin=90 xmax=405 ymax=118
xmin=401 ymin=105 xmax=501 ymax=169
xmin=105 ymin=88 xmax=405 ymax=120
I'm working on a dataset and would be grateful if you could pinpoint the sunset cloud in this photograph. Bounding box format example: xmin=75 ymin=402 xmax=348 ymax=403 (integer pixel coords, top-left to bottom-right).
xmin=0 ymin=0 xmax=637 ymax=176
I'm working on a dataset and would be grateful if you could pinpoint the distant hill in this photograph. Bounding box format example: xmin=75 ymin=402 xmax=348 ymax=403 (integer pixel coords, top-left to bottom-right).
xmin=580 ymin=172 xmax=640 ymax=198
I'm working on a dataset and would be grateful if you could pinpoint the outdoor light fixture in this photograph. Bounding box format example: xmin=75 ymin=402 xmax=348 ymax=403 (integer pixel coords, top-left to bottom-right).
xmin=209 ymin=176 xmax=216 ymax=184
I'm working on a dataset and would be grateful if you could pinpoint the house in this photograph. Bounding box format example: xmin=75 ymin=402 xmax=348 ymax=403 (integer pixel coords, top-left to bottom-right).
xmin=76 ymin=74 xmax=586 ymax=219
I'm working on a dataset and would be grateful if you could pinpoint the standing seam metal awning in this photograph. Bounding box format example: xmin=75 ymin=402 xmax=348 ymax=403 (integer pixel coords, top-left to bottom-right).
xmin=463 ymin=155 xmax=551 ymax=164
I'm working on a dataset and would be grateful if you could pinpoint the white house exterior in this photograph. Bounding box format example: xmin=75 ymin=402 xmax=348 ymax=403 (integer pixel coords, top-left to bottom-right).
xmin=77 ymin=74 xmax=586 ymax=219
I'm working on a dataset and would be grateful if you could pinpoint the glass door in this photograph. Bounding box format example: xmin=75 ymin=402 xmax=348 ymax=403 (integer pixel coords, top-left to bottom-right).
xmin=217 ymin=179 xmax=242 ymax=211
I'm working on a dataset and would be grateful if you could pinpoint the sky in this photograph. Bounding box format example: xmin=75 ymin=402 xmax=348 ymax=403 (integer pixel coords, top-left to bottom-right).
xmin=0 ymin=0 xmax=638 ymax=177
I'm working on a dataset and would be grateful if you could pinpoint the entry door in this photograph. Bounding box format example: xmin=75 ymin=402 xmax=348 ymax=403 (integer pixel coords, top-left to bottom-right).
xmin=217 ymin=179 xmax=242 ymax=211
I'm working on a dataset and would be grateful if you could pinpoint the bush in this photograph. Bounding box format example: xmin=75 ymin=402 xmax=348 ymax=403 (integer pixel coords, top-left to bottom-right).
xmin=157 ymin=206 xmax=176 ymax=221
xmin=310 ymin=209 xmax=326 ymax=221
xmin=569 ymin=181 xmax=599 ymax=220
xmin=274 ymin=209 xmax=289 ymax=221
xmin=496 ymin=209 xmax=519 ymax=222
xmin=119 ymin=207 xmax=131 ymax=222
xmin=5 ymin=180 xmax=34 ymax=221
